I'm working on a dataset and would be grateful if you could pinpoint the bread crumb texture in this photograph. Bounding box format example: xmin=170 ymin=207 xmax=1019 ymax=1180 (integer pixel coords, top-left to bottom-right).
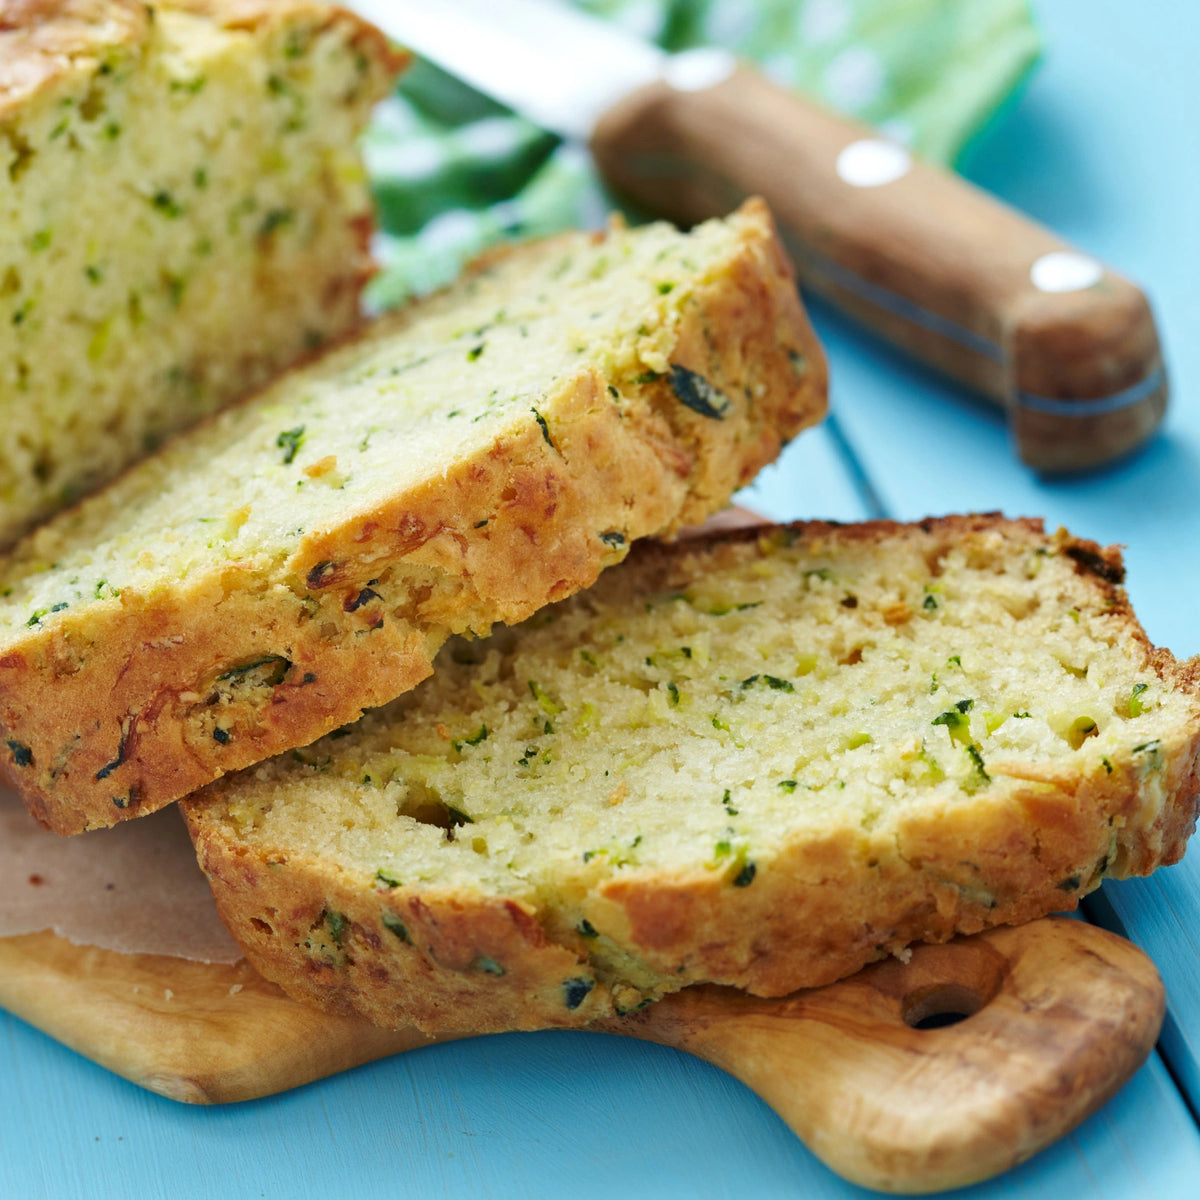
xmin=0 ymin=199 xmax=826 ymax=833
xmin=182 ymin=515 xmax=1200 ymax=1034
xmin=0 ymin=0 xmax=403 ymax=543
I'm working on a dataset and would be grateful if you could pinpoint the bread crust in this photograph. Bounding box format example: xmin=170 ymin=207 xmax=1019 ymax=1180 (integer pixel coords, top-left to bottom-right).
xmin=0 ymin=200 xmax=827 ymax=833
xmin=183 ymin=514 xmax=1200 ymax=1035
xmin=0 ymin=0 xmax=406 ymax=119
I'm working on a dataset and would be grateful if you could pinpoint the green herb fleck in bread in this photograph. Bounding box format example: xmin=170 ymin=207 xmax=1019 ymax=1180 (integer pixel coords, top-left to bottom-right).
xmin=182 ymin=515 xmax=1200 ymax=1034
xmin=0 ymin=198 xmax=827 ymax=834
xmin=0 ymin=0 xmax=405 ymax=544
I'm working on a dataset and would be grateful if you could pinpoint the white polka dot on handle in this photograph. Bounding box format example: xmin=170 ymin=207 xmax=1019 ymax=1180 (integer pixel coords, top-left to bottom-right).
xmin=1030 ymin=252 xmax=1104 ymax=293
xmin=836 ymin=138 xmax=912 ymax=188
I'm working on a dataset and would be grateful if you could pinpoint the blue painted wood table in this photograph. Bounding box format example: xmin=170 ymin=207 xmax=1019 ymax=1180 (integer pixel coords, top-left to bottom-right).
xmin=2 ymin=1 xmax=1198 ymax=1196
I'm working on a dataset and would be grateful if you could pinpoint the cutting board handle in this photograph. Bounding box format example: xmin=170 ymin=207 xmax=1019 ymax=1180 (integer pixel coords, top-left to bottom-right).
xmin=610 ymin=916 xmax=1164 ymax=1193
xmin=591 ymin=66 xmax=1167 ymax=471
xmin=0 ymin=916 xmax=1163 ymax=1192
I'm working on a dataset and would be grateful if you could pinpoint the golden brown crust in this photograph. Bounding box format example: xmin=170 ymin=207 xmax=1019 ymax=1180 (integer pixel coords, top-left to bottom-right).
xmin=189 ymin=833 xmax=612 ymax=1032
xmin=183 ymin=514 xmax=1200 ymax=1035
xmin=593 ymin=735 xmax=1199 ymax=998
xmin=0 ymin=202 xmax=827 ymax=834
xmin=0 ymin=0 xmax=406 ymax=119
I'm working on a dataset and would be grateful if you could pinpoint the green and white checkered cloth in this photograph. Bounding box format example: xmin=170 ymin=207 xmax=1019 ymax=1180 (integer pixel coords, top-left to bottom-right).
xmin=364 ymin=0 xmax=1040 ymax=311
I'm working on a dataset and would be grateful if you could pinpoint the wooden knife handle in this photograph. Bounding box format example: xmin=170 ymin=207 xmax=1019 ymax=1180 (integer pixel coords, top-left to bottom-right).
xmin=591 ymin=66 xmax=1167 ymax=472
xmin=609 ymin=917 xmax=1164 ymax=1194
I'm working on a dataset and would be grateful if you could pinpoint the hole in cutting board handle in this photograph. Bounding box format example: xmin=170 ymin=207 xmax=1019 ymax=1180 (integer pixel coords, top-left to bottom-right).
xmin=902 ymin=982 xmax=984 ymax=1030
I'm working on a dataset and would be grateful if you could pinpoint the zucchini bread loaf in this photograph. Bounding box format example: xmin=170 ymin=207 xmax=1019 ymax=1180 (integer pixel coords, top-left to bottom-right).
xmin=0 ymin=199 xmax=826 ymax=834
xmin=0 ymin=0 xmax=404 ymax=544
xmin=182 ymin=516 xmax=1200 ymax=1034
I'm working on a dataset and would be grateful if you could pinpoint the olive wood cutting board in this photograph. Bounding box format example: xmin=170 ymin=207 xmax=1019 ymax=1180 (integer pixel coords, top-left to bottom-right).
xmin=0 ymin=915 xmax=1163 ymax=1194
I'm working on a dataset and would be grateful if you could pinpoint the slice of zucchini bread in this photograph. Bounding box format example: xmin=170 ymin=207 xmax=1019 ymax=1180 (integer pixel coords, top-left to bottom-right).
xmin=0 ymin=199 xmax=826 ymax=834
xmin=182 ymin=515 xmax=1200 ymax=1035
xmin=0 ymin=0 xmax=405 ymax=544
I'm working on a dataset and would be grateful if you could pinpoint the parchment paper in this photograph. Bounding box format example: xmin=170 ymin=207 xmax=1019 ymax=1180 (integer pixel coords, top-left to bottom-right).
xmin=0 ymin=786 xmax=242 ymax=963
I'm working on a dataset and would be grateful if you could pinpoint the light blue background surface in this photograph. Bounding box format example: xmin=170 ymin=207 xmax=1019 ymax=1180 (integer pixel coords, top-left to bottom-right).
xmin=3 ymin=1 xmax=1199 ymax=1195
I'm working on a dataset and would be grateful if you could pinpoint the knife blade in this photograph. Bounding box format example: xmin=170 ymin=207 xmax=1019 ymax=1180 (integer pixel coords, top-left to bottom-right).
xmin=356 ymin=0 xmax=1167 ymax=472
xmin=353 ymin=0 xmax=667 ymax=141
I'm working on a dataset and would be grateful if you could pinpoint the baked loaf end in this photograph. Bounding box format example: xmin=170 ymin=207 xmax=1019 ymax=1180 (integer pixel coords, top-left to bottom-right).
xmin=0 ymin=199 xmax=826 ymax=833
xmin=183 ymin=515 xmax=1200 ymax=1035
xmin=0 ymin=0 xmax=404 ymax=544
